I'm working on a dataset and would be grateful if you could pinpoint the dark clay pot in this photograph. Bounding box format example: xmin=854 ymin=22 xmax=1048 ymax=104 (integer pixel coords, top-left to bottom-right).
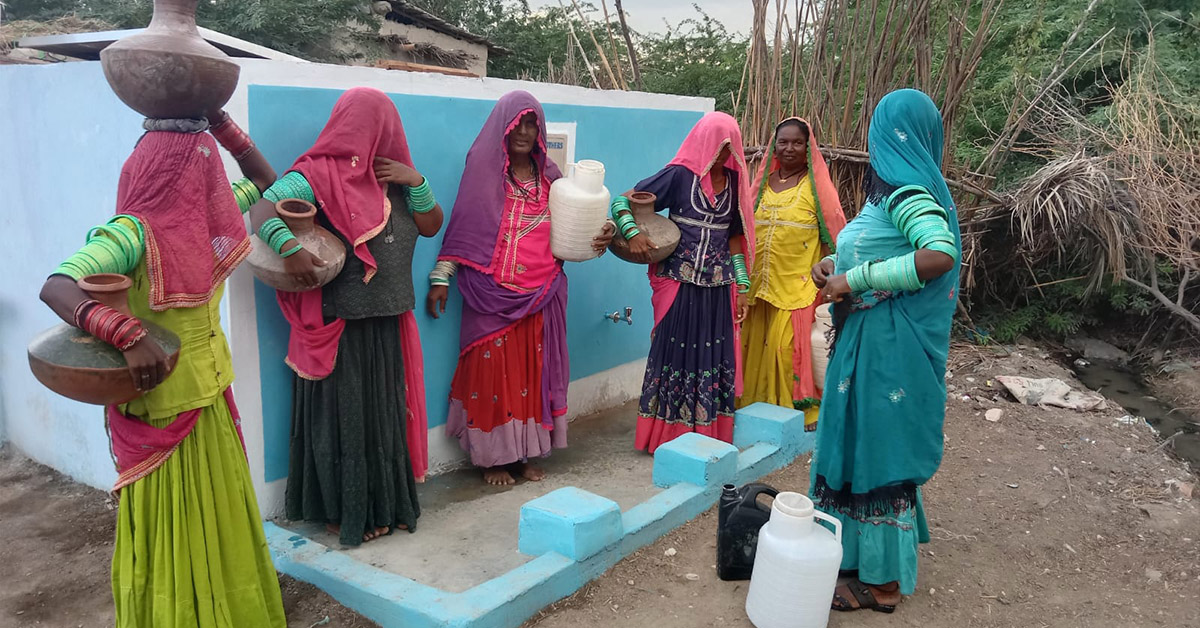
xmin=28 ymin=274 xmax=182 ymax=406
xmin=100 ymin=0 xmax=240 ymax=119
xmin=246 ymin=199 xmax=347 ymax=292
xmin=609 ymin=191 xmax=681 ymax=264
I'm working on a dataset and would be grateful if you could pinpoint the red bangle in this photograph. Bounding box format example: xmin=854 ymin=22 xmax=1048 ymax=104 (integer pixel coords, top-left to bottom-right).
xmin=211 ymin=117 xmax=255 ymax=160
xmin=79 ymin=302 xmax=147 ymax=351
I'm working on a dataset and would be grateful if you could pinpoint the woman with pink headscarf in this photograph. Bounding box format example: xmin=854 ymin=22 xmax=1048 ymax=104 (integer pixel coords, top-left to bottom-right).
xmin=613 ymin=112 xmax=756 ymax=453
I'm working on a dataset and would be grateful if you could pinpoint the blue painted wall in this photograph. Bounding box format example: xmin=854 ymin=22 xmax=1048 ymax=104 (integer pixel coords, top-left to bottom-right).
xmin=249 ymin=85 xmax=702 ymax=481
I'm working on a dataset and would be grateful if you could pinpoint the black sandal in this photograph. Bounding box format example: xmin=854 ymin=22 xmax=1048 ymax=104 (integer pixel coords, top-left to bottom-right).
xmin=832 ymin=579 xmax=897 ymax=614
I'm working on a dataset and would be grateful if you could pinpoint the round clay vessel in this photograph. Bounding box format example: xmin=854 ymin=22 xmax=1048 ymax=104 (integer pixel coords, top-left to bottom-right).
xmin=608 ymin=191 xmax=681 ymax=264
xmin=27 ymin=274 xmax=182 ymax=406
xmin=246 ymin=199 xmax=347 ymax=292
xmin=100 ymin=0 xmax=240 ymax=119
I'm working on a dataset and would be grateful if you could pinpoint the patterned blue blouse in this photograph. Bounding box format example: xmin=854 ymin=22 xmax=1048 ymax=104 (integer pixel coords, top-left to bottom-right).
xmin=635 ymin=164 xmax=744 ymax=287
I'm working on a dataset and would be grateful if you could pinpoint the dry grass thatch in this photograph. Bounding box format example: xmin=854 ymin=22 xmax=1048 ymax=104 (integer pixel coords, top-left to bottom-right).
xmin=983 ymin=34 xmax=1200 ymax=333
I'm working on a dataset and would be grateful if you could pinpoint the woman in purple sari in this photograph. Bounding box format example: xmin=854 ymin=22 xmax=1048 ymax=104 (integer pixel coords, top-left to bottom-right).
xmin=427 ymin=91 xmax=612 ymax=485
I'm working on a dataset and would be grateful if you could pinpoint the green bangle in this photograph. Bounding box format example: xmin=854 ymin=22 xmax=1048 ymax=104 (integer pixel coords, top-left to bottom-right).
xmin=610 ymin=195 xmax=631 ymax=219
xmin=430 ymin=277 xmax=450 ymax=287
xmin=407 ymin=178 xmax=437 ymax=214
xmin=259 ymin=217 xmax=297 ymax=255
xmin=231 ymin=178 xmax=261 ymax=213
xmin=280 ymin=243 xmax=303 ymax=258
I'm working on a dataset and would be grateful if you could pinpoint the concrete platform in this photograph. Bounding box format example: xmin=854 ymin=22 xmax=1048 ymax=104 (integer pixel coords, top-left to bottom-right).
xmin=267 ymin=401 xmax=814 ymax=628
xmin=275 ymin=402 xmax=656 ymax=592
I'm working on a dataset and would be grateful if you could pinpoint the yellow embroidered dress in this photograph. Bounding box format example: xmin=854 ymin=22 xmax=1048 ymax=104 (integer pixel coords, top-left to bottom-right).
xmin=740 ymin=176 xmax=826 ymax=425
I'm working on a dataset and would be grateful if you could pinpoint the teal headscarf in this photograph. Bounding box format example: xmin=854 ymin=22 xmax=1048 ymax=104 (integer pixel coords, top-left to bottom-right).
xmin=867 ymin=89 xmax=954 ymax=213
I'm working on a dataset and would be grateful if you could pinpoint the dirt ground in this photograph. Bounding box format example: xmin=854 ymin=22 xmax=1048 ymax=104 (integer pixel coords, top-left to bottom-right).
xmin=524 ymin=346 xmax=1200 ymax=628
xmin=2 ymin=346 xmax=1197 ymax=628
xmin=0 ymin=448 xmax=378 ymax=628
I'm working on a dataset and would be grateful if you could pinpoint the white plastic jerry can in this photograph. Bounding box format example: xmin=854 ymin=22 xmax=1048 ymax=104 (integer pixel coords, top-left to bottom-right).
xmin=548 ymin=159 xmax=611 ymax=262
xmin=745 ymin=492 xmax=843 ymax=628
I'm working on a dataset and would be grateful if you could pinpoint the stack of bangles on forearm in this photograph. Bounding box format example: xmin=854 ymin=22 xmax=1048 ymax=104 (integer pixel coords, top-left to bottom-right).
xmin=231 ymin=178 xmax=262 ymax=213
xmin=74 ymin=299 xmax=146 ymax=351
xmin=731 ymin=253 xmax=751 ymax=294
xmin=610 ymin=196 xmax=640 ymax=239
xmin=258 ymin=218 xmax=302 ymax=257
xmin=407 ymin=179 xmax=437 ymax=214
xmin=428 ymin=260 xmax=457 ymax=287
xmin=846 ymin=252 xmax=923 ymax=292
xmin=210 ymin=115 xmax=256 ymax=161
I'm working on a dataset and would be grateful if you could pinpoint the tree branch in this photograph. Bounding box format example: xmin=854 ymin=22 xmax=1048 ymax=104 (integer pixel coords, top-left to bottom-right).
xmin=1124 ymin=273 xmax=1200 ymax=334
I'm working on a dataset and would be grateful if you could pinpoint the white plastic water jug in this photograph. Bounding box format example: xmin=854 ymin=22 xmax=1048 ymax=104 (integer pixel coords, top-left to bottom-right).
xmin=810 ymin=303 xmax=833 ymax=391
xmin=745 ymin=492 xmax=843 ymax=628
xmin=549 ymin=159 xmax=611 ymax=262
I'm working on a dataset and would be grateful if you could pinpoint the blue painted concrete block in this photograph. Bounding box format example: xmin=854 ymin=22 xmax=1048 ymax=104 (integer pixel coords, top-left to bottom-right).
xmin=652 ymin=432 xmax=738 ymax=488
xmin=733 ymin=402 xmax=806 ymax=451
xmin=518 ymin=487 xmax=622 ymax=560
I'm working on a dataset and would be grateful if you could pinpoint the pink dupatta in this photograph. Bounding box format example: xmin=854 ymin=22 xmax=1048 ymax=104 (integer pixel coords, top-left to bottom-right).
xmin=646 ymin=112 xmax=757 ymax=395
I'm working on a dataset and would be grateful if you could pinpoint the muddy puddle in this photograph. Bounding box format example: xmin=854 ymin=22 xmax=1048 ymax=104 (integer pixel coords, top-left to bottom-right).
xmin=1073 ymin=360 xmax=1200 ymax=469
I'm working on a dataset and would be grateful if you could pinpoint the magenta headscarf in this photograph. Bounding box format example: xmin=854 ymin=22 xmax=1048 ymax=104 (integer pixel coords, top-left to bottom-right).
xmin=438 ymin=90 xmax=563 ymax=273
xmin=274 ymin=87 xmax=430 ymax=479
xmin=116 ymin=131 xmax=250 ymax=311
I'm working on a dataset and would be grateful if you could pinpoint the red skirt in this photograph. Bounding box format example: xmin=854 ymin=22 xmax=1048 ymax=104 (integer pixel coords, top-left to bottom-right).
xmin=447 ymin=312 xmax=565 ymax=467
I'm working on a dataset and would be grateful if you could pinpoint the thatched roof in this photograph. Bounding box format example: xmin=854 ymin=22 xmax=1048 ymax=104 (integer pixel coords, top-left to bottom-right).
xmin=382 ymin=0 xmax=509 ymax=56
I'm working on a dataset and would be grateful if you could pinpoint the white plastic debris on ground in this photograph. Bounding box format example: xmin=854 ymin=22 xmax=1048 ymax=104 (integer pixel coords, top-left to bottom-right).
xmin=995 ymin=376 xmax=1108 ymax=411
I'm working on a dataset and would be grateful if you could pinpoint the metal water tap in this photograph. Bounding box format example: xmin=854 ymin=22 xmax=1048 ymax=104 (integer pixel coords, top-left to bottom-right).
xmin=604 ymin=306 xmax=634 ymax=325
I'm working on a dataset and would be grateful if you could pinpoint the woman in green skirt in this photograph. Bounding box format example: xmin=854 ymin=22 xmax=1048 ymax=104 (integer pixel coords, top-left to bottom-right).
xmin=40 ymin=110 xmax=286 ymax=626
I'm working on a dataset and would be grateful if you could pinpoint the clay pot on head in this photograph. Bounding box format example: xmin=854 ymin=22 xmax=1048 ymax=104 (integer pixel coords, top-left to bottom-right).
xmin=608 ymin=191 xmax=681 ymax=264
xmin=100 ymin=0 xmax=240 ymax=119
xmin=28 ymin=274 xmax=182 ymax=406
xmin=246 ymin=199 xmax=347 ymax=292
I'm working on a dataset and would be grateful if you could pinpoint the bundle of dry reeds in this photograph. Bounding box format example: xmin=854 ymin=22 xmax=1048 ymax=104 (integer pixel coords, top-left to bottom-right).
xmin=736 ymin=0 xmax=1000 ymax=216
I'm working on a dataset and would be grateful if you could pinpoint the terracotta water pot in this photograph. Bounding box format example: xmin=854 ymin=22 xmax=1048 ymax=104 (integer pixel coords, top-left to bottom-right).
xmin=246 ymin=199 xmax=347 ymax=292
xmin=608 ymin=191 xmax=681 ymax=264
xmin=27 ymin=274 xmax=182 ymax=406
xmin=100 ymin=0 xmax=240 ymax=119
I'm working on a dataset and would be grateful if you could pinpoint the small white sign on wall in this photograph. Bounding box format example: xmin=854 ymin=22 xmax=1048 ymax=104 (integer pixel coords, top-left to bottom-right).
xmin=544 ymin=122 xmax=576 ymax=173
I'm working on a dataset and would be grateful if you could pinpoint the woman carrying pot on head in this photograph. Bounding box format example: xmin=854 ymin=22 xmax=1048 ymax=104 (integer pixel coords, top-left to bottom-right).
xmin=427 ymin=90 xmax=614 ymax=486
xmin=40 ymin=111 xmax=286 ymax=626
xmin=252 ymin=87 xmax=444 ymax=547
xmin=611 ymin=111 xmax=756 ymax=454
xmin=739 ymin=118 xmax=846 ymax=431
xmin=809 ymin=89 xmax=960 ymax=613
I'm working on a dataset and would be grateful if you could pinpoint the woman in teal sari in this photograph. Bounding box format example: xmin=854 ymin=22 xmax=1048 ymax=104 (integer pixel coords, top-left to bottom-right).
xmin=809 ymin=89 xmax=960 ymax=612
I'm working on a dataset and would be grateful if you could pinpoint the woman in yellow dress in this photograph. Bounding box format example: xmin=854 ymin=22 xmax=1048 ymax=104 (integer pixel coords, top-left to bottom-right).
xmin=740 ymin=118 xmax=846 ymax=430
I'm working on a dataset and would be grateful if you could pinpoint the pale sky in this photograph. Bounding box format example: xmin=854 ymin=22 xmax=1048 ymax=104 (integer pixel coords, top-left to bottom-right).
xmin=529 ymin=0 xmax=754 ymax=37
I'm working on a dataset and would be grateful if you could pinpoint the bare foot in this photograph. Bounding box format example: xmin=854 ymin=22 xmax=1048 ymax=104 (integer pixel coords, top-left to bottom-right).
xmin=326 ymin=523 xmax=340 ymax=537
xmin=805 ymin=421 xmax=818 ymax=432
xmin=514 ymin=462 xmax=546 ymax=482
xmin=362 ymin=525 xmax=390 ymax=543
xmin=483 ymin=466 xmax=516 ymax=486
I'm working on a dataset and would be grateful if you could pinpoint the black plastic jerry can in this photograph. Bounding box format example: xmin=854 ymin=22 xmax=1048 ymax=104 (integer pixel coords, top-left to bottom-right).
xmin=716 ymin=482 xmax=779 ymax=581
